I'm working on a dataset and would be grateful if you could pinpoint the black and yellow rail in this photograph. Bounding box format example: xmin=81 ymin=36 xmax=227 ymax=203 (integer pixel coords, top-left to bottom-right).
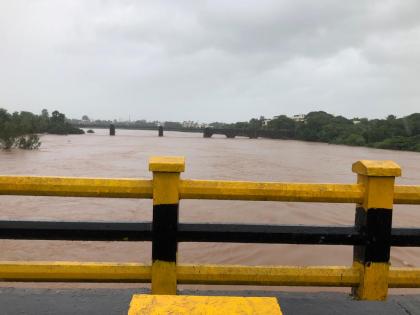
xmin=1 ymin=157 xmax=420 ymax=301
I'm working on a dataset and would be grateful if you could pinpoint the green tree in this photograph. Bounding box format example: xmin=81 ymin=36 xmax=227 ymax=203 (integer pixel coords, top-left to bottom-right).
xmin=0 ymin=108 xmax=84 ymax=150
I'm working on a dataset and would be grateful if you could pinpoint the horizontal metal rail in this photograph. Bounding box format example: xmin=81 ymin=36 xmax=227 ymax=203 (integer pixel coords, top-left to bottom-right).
xmin=0 ymin=261 xmax=151 ymax=282
xmin=394 ymin=185 xmax=420 ymax=204
xmin=179 ymin=265 xmax=420 ymax=288
xmin=178 ymin=224 xmax=362 ymax=245
xmin=0 ymin=176 xmax=153 ymax=198
xmin=0 ymin=220 xmax=419 ymax=247
xmin=388 ymin=267 xmax=420 ymax=288
xmin=1 ymin=176 xmax=419 ymax=204
xmin=179 ymin=180 xmax=365 ymax=203
xmin=0 ymin=221 xmax=152 ymax=241
xmin=0 ymin=261 xmax=418 ymax=288
xmin=0 ymin=221 xmax=360 ymax=244
xmin=177 ymin=265 xmax=359 ymax=287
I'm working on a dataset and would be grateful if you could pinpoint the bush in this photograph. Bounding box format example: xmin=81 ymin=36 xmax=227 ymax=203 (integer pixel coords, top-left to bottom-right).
xmin=0 ymin=134 xmax=41 ymax=150
xmin=342 ymin=133 xmax=366 ymax=146
xmin=374 ymin=136 xmax=420 ymax=151
xmin=0 ymin=108 xmax=84 ymax=150
xmin=16 ymin=135 xmax=41 ymax=150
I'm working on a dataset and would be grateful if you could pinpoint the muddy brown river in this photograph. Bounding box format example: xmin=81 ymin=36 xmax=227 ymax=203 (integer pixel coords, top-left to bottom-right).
xmin=1 ymin=129 xmax=420 ymax=290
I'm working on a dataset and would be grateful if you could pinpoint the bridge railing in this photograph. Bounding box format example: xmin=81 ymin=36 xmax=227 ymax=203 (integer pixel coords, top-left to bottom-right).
xmin=0 ymin=157 xmax=420 ymax=301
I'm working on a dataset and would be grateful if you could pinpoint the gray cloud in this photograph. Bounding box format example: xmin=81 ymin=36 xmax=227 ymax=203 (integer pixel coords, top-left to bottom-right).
xmin=0 ymin=0 xmax=419 ymax=122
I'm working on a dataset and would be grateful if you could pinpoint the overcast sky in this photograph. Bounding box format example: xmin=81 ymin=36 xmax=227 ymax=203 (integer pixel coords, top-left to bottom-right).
xmin=0 ymin=1 xmax=419 ymax=122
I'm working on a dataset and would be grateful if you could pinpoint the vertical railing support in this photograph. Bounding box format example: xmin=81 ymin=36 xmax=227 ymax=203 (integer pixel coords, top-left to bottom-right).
xmin=352 ymin=160 xmax=401 ymax=300
xmin=149 ymin=156 xmax=185 ymax=295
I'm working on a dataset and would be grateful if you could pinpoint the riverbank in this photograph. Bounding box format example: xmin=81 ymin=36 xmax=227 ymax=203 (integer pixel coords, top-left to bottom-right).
xmin=77 ymin=123 xmax=420 ymax=153
xmin=75 ymin=111 xmax=420 ymax=153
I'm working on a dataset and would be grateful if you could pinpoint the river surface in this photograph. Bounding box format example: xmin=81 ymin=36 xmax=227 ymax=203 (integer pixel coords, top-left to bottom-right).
xmin=1 ymin=129 xmax=420 ymax=290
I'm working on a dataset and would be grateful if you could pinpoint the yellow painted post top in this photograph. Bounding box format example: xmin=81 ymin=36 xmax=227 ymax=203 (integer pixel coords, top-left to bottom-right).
xmin=353 ymin=160 xmax=401 ymax=209
xmin=128 ymin=294 xmax=282 ymax=315
xmin=352 ymin=160 xmax=401 ymax=177
xmin=149 ymin=156 xmax=185 ymax=173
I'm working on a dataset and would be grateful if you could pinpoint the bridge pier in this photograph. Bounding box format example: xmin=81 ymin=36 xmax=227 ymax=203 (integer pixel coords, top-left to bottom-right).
xmin=249 ymin=130 xmax=259 ymax=139
xmin=109 ymin=124 xmax=115 ymax=136
xmin=203 ymin=128 xmax=213 ymax=138
xmin=158 ymin=126 xmax=163 ymax=137
xmin=225 ymin=130 xmax=236 ymax=138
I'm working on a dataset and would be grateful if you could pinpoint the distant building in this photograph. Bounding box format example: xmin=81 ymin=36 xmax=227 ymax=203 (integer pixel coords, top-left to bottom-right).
xmin=182 ymin=121 xmax=208 ymax=128
xmin=80 ymin=115 xmax=91 ymax=125
xmin=291 ymin=114 xmax=306 ymax=122
xmin=182 ymin=121 xmax=197 ymax=128
xmin=353 ymin=119 xmax=361 ymax=125
xmin=262 ymin=119 xmax=272 ymax=126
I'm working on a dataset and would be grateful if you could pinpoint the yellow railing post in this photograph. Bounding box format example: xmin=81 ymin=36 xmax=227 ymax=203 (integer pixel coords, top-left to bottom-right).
xmin=149 ymin=156 xmax=185 ymax=295
xmin=351 ymin=160 xmax=401 ymax=300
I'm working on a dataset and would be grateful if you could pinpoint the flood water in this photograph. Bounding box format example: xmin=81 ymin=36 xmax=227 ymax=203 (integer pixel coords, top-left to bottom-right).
xmin=1 ymin=129 xmax=420 ymax=290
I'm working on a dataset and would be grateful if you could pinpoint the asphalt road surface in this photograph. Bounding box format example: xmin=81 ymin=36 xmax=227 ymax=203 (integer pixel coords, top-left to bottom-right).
xmin=0 ymin=288 xmax=419 ymax=314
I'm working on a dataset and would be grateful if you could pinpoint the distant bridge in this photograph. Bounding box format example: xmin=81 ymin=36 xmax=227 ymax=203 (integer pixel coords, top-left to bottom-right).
xmin=74 ymin=123 xmax=293 ymax=139
xmin=202 ymin=128 xmax=293 ymax=139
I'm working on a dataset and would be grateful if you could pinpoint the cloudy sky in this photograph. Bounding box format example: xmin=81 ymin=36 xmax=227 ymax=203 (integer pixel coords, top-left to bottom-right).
xmin=0 ymin=1 xmax=419 ymax=122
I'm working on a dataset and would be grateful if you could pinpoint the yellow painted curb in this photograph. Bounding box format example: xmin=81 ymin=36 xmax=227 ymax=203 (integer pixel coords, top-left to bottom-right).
xmin=128 ymin=294 xmax=282 ymax=315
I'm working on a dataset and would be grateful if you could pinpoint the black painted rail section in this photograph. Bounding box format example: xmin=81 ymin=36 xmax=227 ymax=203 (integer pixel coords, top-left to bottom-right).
xmin=0 ymin=221 xmax=152 ymax=241
xmin=0 ymin=220 xmax=419 ymax=247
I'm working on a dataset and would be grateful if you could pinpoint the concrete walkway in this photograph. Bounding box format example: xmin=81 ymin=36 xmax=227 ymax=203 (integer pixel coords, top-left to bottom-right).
xmin=0 ymin=288 xmax=419 ymax=314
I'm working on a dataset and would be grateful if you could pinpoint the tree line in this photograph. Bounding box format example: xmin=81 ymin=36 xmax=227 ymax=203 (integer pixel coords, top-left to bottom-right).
xmin=212 ymin=111 xmax=420 ymax=152
xmin=3 ymin=108 xmax=420 ymax=152
xmin=0 ymin=108 xmax=84 ymax=150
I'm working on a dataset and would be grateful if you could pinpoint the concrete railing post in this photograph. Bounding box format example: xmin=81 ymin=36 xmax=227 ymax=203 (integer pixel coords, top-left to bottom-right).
xmin=351 ymin=160 xmax=401 ymax=300
xmin=149 ymin=156 xmax=185 ymax=295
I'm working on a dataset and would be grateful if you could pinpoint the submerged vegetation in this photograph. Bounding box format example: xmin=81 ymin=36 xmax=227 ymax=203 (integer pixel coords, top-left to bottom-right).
xmin=214 ymin=111 xmax=420 ymax=152
xmin=0 ymin=108 xmax=84 ymax=150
